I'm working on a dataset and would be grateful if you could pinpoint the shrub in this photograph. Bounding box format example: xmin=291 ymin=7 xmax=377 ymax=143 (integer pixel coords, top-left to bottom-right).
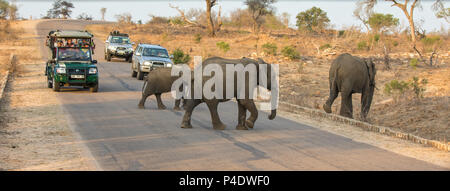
xmin=357 ymin=41 xmax=368 ymax=51
xmin=262 ymin=43 xmax=277 ymax=56
xmin=373 ymin=34 xmax=380 ymax=42
xmin=411 ymin=76 xmax=427 ymax=99
xmin=216 ymin=41 xmax=230 ymax=53
xmin=409 ymin=58 xmax=419 ymax=69
xmin=172 ymin=48 xmax=191 ymax=64
xmin=148 ymin=16 xmax=169 ymax=24
xmin=338 ymin=30 xmax=345 ymax=37
xmin=319 ymin=43 xmax=331 ymax=50
xmin=384 ymin=79 xmax=409 ymax=103
xmin=194 ymin=34 xmax=202 ymax=44
xmin=281 ymin=46 xmax=301 ymax=60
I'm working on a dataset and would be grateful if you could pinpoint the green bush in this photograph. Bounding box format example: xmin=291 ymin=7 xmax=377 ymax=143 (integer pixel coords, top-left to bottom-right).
xmin=319 ymin=43 xmax=331 ymax=50
xmin=411 ymin=76 xmax=428 ymax=99
xmin=409 ymin=58 xmax=419 ymax=69
xmin=262 ymin=43 xmax=277 ymax=56
xmin=194 ymin=34 xmax=202 ymax=44
xmin=384 ymin=79 xmax=409 ymax=102
xmin=216 ymin=41 xmax=230 ymax=53
xmin=357 ymin=41 xmax=368 ymax=51
xmin=281 ymin=46 xmax=301 ymax=60
xmin=172 ymin=48 xmax=191 ymax=64
xmin=373 ymin=34 xmax=380 ymax=42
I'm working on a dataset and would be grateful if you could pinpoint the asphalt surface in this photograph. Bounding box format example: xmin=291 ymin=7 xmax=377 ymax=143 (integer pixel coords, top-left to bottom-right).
xmin=35 ymin=20 xmax=445 ymax=170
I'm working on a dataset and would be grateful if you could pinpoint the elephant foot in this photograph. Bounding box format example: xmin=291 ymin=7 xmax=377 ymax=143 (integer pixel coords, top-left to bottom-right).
xmin=213 ymin=123 xmax=226 ymax=130
xmin=236 ymin=124 xmax=248 ymax=130
xmin=173 ymin=106 xmax=181 ymax=111
xmin=158 ymin=105 xmax=167 ymax=110
xmin=181 ymin=122 xmax=193 ymax=129
xmin=138 ymin=104 xmax=145 ymax=109
xmin=323 ymin=104 xmax=332 ymax=113
xmin=245 ymin=120 xmax=254 ymax=129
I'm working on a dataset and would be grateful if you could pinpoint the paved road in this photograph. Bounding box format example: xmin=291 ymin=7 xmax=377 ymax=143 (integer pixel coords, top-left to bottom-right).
xmin=35 ymin=20 xmax=445 ymax=170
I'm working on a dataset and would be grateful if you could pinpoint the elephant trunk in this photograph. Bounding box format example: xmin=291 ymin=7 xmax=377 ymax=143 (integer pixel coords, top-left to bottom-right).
xmin=268 ymin=109 xmax=276 ymax=120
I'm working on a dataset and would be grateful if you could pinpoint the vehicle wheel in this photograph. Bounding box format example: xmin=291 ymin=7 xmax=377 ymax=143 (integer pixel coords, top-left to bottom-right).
xmin=90 ymin=83 xmax=98 ymax=92
xmin=106 ymin=53 xmax=112 ymax=62
xmin=52 ymin=77 xmax=60 ymax=92
xmin=137 ymin=69 xmax=144 ymax=80
xmin=47 ymin=78 xmax=53 ymax=88
xmin=131 ymin=69 xmax=137 ymax=77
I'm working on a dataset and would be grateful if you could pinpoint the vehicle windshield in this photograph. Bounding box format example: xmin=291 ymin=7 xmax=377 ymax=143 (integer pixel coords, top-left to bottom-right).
xmin=142 ymin=48 xmax=169 ymax=58
xmin=58 ymin=48 xmax=91 ymax=61
xmin=110 ymin=36 xmax=130 ymax=44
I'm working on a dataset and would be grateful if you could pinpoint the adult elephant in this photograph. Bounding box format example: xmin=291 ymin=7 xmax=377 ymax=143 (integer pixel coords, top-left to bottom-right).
xmin=323 ymin=53 xmax=376 ymax=121
xmin=181 ymin=57 xmax=277 ymax=130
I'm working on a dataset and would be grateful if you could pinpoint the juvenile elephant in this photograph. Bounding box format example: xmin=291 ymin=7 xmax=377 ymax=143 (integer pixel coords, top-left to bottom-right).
xmin=181 ymin=57 xmax=277 ymax=130
xmin=138 ymin=67 xmax=185 ymax=110
xmin=323 ymin=53 xmax=376 ymax=121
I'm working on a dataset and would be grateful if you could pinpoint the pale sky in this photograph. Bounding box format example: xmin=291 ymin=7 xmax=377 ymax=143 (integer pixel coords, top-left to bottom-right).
xmin=9 ymin=0 xmax=450 ymax=32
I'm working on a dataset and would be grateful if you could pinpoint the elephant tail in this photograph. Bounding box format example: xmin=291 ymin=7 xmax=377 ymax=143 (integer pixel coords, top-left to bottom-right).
xmin=141 ymin=78 xmax=148 ymax=96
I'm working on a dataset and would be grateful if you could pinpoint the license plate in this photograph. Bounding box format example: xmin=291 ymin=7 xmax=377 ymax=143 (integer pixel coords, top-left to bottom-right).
xmin=71 ymin=75 xmax=84 ymax=79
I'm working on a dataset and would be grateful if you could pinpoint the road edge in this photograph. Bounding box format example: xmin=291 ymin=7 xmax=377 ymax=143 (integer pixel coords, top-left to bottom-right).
xmin=277 ymin=101 xmax=449 ymax=152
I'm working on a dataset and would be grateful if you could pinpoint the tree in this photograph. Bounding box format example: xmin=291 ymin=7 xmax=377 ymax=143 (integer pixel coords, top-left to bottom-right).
xmin=100 ymin=7 xmax=107 ymax=21
xmin=296 ymin=6 xmax=330 ymax=32
xmin=46 ymin=0 xmax=74 ymax=19
xmin=367 ymin=13 xmax=399 ymax=33
xmin=245 ymin=0 xmax=276 ymax=33
xmin=434 ymin=7 xmax=449 ymax=23
xmin=0 ymin=0 xmax=9 ymax=20
xmin=360 ymin=0 xmax=445 ymax=62
xmin=205 ymin=0 xmax=221 ymax=36
xmin=77 ymin=13 xmax=93 ymax=21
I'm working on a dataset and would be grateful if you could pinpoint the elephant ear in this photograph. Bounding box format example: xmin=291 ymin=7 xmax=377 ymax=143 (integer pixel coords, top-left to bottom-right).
xmin=257 ymin=58 xmax=267 ymax=65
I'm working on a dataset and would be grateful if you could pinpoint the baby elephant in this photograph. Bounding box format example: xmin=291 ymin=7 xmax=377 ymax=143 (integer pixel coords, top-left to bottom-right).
xmin=138 ymin=67 xmax=184 ymax=110
xmin=323 ymin=53 xmax=376 ymax=121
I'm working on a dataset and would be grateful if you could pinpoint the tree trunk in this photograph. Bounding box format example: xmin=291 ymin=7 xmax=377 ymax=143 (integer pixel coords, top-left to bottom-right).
xmin=206 ymin=0 xmax=215 ymax=37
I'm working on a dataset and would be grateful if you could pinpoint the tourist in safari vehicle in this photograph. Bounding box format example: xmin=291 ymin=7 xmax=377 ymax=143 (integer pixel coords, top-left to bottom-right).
xmin=45 ymin=30 xmax=99 ymax=92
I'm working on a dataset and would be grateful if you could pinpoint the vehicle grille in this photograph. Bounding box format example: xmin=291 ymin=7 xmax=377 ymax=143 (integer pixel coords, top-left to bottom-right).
xmin=68 ymin=69 xmax=86 ymax=80
xmin=117 ymin=47 xmax=126 ymax=51
xmin=68 ymin=69 xmax=86 ymax=75
xmin=152 ymin=62 xmax=165 ymax=67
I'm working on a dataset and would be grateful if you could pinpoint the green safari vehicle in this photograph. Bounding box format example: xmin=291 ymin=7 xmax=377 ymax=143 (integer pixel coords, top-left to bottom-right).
xmin=45 ymin=30 xmax=99 ymax=92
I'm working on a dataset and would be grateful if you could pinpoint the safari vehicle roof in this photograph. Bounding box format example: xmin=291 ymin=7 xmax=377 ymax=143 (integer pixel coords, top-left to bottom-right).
xmin=48 ymin=30 xmax=94 ymax=38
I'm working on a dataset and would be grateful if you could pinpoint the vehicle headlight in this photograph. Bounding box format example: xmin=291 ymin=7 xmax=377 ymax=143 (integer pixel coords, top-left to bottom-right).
xmin=109 ymin=46 xmax=117 ymax=51
xmin=89 ymin=68 xmax=97 ymax=74
xmin=56 ymin=67 xmax=66 ymax=74
xmin=166 ymin=63 xmax=172 ymax=67
xmin=143 ymin=61 xmax=152 ymax=66
xmin=127 ymin=47 xmax=133 ymax=51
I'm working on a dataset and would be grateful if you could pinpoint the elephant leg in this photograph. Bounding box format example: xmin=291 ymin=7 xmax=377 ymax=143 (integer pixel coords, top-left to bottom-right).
xmin=236 ymin=100 xmax=248 ymax=130
xmin=155 ymin=93 xmax=166 ymax=110
xmin=323 ymin=80 xmax=338 ymax=113
xmin=339 ymin=91 xmax=353 ymax=119
xmin=181 ymin=99 xmax=201 ymax=129
xmin=138 ymin=93 xmax=151 ymax=109
xmin=174 ymin=99 xmax=181 ymax=111
xmin=360 ymin=90 xmax=373 ymax=122
xmin=206 ymin=100 xmax=226 ymax=130
xmin=242 ymin=100 xmax=258 ymax=129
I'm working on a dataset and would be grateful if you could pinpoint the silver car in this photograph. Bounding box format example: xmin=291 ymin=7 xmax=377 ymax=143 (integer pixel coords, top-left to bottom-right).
xmin=104 ymin=31 xmax=134 ymax=62
xmin=131 ymin=44 xmax=174 ymax=80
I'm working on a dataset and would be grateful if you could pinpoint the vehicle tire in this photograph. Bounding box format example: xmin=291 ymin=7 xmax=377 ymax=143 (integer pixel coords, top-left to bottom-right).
xmin=90 ymin=83 xmax=98 ymax=93
xmin=137 ymin=69 xmax=144 ymax=80
xmin=52 ymin=77 xmax=60 ymax=92
xmin=131 ymin=69 xmax=137 ymax=77
xmin=47 ymin=78 xmax=53 ymax=88
xmin=106 ymin=53 xmax=112 ymax=62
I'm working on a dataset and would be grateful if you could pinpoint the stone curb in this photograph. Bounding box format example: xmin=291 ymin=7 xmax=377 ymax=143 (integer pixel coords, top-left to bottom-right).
xmin=277 ymin=101 xmax=449 ymax=152
xmin=0 ymin=54 xmax=16 ymax=102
